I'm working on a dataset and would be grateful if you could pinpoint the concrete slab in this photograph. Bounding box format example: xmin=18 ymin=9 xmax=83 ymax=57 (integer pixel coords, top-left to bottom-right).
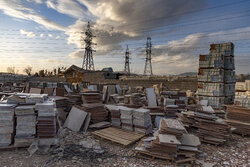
xmin=82 ymin=113 xmax=91 ymax=132
xmin=158 ymin=134 xmax=181 ymax=145
xmin=180 ymin=134 xmax=201 ymax=147
xmin=146 ymin=88 xmax=157 ymax=107
xmin=64 ymin=106 xmax=88 ymax=132
xmin=30 ymin=88 xmax=42 ymax=94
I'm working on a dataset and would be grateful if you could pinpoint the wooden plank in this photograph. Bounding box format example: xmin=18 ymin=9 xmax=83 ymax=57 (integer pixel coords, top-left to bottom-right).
xmin=92 ymin=127 xmax=145 ymax=146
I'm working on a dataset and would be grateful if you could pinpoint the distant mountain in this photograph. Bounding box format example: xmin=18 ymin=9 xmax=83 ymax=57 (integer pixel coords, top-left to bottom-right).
xmin=178 ymin=72 xmax=197 ymax=76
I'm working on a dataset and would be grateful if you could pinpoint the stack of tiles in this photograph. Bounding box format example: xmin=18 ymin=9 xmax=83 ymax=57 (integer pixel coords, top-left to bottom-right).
xmin=81 ymin=92 xmax=102 ymax=103
xmin=0 ymin=104 xmax=16 ymax=146
xmin=119 ymin=106 xmax=134 ymax=131
xmin=105 ymin=105 xmax=121 ymax=128
xmin=133 ymin=108 xmax=152 ymax=134
xmin=80 ymin=104 xmax=108 ymax=123
xmin=36 ymin=102 xmax=57 ymax=138
xmin=25 ymin=94 xmax=48 ymax=103
xmin=165 ymin=105 xmax=179 ymax=118
xmin=14 ymin=105 xmax=36 ymax=147
xmin=81 ymin=92 xmax=108 ymax=123
xmin=198 ymin=42 xmax=236 ymax=107
xmin=159 ymin=118 xmax=187 ymax=139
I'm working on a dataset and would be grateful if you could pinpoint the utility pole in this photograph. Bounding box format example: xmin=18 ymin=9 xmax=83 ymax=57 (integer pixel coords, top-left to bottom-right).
xmin=143 ymin=37 xmax=153 ymax=75
xmin=82 ymin=21 xmax=95 ymax=70
xmin=124 ymin=45 xmax=130 ymax=74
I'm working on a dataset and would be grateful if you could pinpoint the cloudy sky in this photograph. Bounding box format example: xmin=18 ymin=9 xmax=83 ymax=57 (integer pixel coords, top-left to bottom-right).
xmin=0 ymin=0 xmax=250 ymax=75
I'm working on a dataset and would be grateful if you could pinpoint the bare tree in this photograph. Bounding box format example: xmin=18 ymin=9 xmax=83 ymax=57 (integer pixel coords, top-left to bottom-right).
xmin=7 ymin=66 xmax=18 ymax=74
xmin=23 ymin=66 xmax=32 ymax=76
xmin=38 ymin=70 xmax=45 ymax=77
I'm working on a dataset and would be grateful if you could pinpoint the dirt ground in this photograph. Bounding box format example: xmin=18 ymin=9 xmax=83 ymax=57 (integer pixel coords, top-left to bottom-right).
xmin=0 ymin=130 xmax=249 ymax=167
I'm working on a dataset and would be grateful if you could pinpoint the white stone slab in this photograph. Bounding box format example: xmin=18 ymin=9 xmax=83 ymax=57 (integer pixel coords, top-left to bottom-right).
xmin=64 ymin=106 xmax=88 ymax=132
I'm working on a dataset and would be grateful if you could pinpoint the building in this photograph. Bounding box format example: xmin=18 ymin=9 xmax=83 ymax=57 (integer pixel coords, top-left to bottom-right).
xmin=64 ymin=65 xmax=121 ymax=84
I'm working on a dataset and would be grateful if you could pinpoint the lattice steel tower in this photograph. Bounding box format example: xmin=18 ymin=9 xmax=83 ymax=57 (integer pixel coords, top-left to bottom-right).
xmin=143 ymin=37 xmax=153 ymax=75
xmin=124 ymin=45 xmax=130 ymax=74
xmin=82 ymin=21 xmax=95 ymax=70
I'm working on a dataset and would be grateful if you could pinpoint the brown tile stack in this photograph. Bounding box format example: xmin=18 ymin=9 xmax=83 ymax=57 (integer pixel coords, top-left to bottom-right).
xmin=226 ymin=105 xmax=250 ymax=135
xmin=80 ymin=104 xmax=108 ymax=124
xmin=81 ymin=92 xmax=107 ymax=124
xmin=165 ymin=105 xmax=179 ymax=118
xmin=66 ymin=94 xmax=82 ymax=111
xmin=195 ymin=117 xmax=230 ymax=145
xmin=81 ymin=92 xmax=103 ymax=104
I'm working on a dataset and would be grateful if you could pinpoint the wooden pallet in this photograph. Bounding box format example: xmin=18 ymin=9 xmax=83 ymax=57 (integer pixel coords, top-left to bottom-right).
xmin=133 ymin=141 xmax=175 ymax=161
xmin=92 ymin=127 xmax=145 ymax=146
xmin=0 ymin=144 xmax=28 ymax=151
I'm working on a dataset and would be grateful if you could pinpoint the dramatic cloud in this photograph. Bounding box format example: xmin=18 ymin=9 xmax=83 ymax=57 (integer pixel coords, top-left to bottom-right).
xmin=26 ymin=0 xmax=43 ymax=4
xmin=148 ymin=26 xmax=250 ymax=74
xmin=0 ymin=0 xmax=66 ymax=31
xmin=69 ymin=50 xmax=84 ymax=59
xmin=46 ymin=0 xmax=92 ymax=18
xmin=20 ymin=29 xmax=36 ymax=37
xmin=67 ymin=0 xmax=205 ymax=58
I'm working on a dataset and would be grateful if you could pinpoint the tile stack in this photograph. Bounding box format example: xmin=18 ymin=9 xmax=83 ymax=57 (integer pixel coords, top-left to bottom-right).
xmin=0 ymin=104 xmax=16 ymax=146
xmin=80 ymin=103 xmax=108 ymax=124
xmin=198 ymin=42 xmax=236 ymax=107
xmin=81 ymin=92 xmax=108 ymax=124
xmin=133 ymin=108 xmax=152 ymax=134
xmin=66 ymin=94 xmax=82 ymax=111
xmin=119 ymin=106 xmax=134 ymax=131
xmin=178 ymin=104 xmax=231 ymax=145
xmin=135 ymin=118 xmax=201 ymax=164
xmin=14 ymin=105 xmax=36 ymax=147
xmin=105 ymin=105 xmax=121 ymax=128
xmin=81 ymin=92 xmax=102 ymax=103
xmin=25 ymin=94 xmax=48 ymax=103
xmin=36 ymin=102 xmax=57 ymax=138
xmin=159 ymin=118 xmax=187 ymax=139
xmin=140 ymin=118 xmax=188 ymax=160
xmin=165 ymin=105 xmax=179 ymax=118
xmin=226 ymin=105 xmax=250 ymax=135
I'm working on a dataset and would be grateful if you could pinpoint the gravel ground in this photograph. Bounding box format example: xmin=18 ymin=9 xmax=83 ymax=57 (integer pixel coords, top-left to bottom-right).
xmin=0 ymin=130 xmax=249 ymax=167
